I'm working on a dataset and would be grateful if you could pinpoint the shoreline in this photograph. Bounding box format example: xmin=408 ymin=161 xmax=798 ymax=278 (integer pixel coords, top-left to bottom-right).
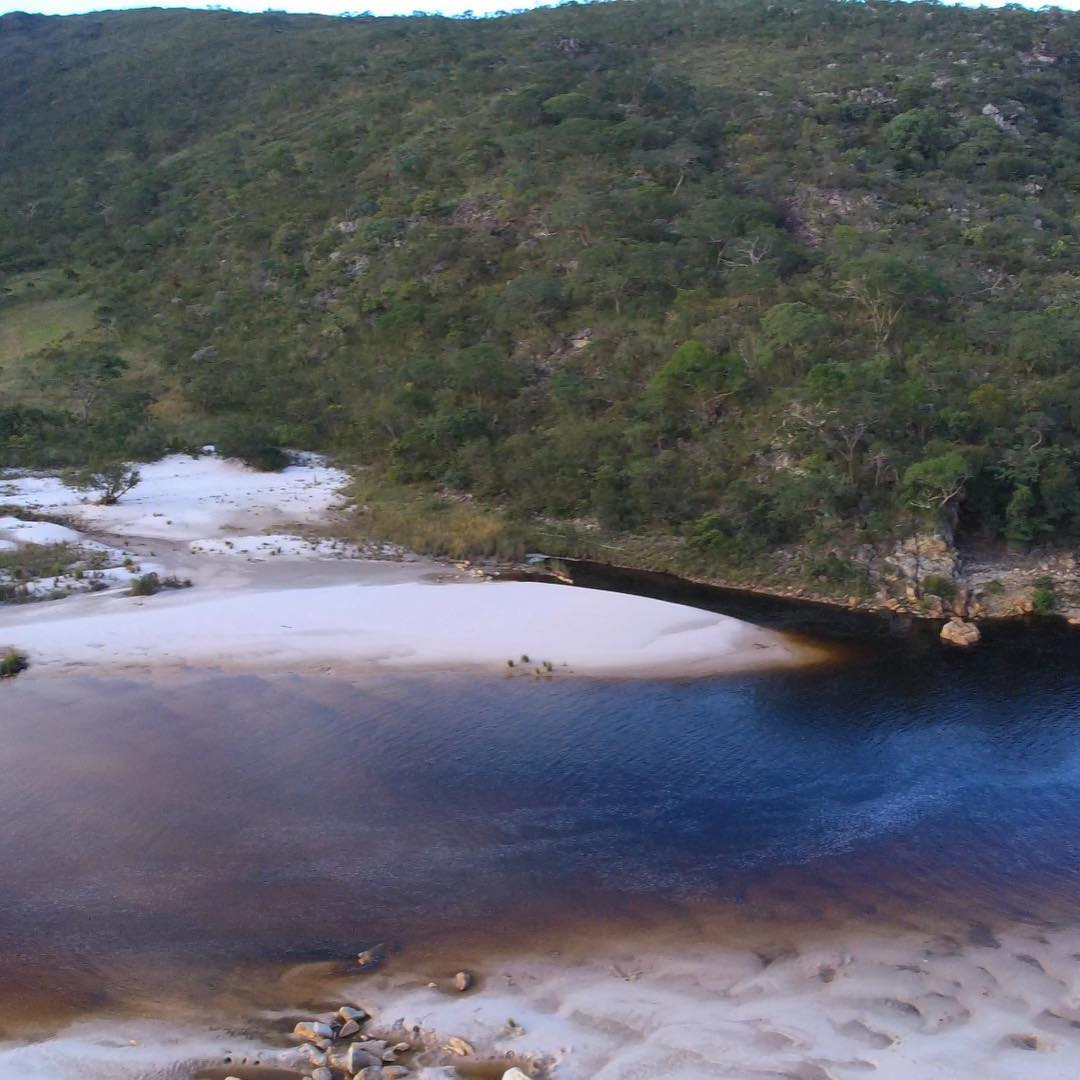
xmin=0 ymin=454 xmax=827 ymax=681
xmin=0 ymin=575 xmax=826 ymax=682
xmin=7 ymin=895 xmax=1080 ymax=1079
xmin=492 ymin=552 xmax=1080 ymax=632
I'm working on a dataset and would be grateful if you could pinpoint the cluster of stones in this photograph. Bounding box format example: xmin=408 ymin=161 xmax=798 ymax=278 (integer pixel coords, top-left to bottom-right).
xmin=282 ymin=1004 xmax=418 ymax=1078
xmin=249 ymin=969 xmax=532 ymax=1080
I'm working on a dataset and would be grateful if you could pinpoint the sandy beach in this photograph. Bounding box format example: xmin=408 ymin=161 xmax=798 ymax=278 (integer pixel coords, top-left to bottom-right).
xmin=0 ymin=453 xmax=816 ymax=679
xmin=5 ymin=911 xmax=1080 ymax=1079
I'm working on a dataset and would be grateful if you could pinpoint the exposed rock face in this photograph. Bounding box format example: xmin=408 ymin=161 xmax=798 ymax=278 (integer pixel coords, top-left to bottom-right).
xmin=889 ymin=533 xmax=958 ymax=587
xmin=941 ymin=619 xmax=981 ymax=648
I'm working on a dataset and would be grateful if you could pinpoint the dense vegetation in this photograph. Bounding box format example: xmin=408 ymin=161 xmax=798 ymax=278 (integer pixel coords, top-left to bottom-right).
xmin=2 ymin=0 xmax=1079 ymax=573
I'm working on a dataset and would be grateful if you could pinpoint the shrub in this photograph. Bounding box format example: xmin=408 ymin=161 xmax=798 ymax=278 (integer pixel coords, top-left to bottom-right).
xmin=1032 ymin=575 xmax=1056 ymax=614
xmin=0 ymin=649 xmax=28 ymax=678
xmin=129 ymin=572 xmax=161 ymax=596
xmin=215 ymin=422 xmax=291 ymax=472
xmin=129 ymin=572 xmax=192 ymax=596
xmin=921 ymin=574 xmax=955 ymax=600
xmin=68 ymin=464 xmax=142 ymax=505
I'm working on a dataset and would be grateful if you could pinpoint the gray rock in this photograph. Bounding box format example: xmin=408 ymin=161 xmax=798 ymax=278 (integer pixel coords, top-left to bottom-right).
xmin=339 ymin=1004 xmax=370 ymax=1022
xmin=339 ymin=1017 xmax=362 ymax=1037
xmin=454 ymin=970 xmax=473 ymax=991
xmin=346 ymin=1043 xmax=384 ymax=1072
xmin=297 ymin=1045 xmax=328 ymax=1066
xmin=311 ymin=1068 xmax=333 ymax=1080
xmin=294 ymin=1020 xmax=335 ymax=1043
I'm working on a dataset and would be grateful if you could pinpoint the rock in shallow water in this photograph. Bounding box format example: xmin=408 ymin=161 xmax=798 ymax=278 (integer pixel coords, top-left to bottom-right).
xmin=940 ymin=618 xmax=981 ymax=647
xmin=454 ymin=970 xmax=473 ymax=991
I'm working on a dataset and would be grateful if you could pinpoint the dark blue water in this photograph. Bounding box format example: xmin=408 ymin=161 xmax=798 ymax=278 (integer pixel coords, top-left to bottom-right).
xmin=3 ymin=613 xmax=1080 ymax=1017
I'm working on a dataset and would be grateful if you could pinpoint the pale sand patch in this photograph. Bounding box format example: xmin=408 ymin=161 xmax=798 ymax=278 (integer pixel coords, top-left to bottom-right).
xmin=16 ymin=919 xmax=1077 ymax=1080
xmin=310 ymin=921 xmax=1080 ymax=1079
xmin=0 ymin=1020 xmax=267 ymax=1080
xmin=0 ymin=452 xmax=819 ymax=678
xmin=0 ymin=452 xmax=348 ymax=540
xmin=0 ymin=577 xmax=812 ymax=678
xmin=0 ymin=517 xmax=83 ymax=546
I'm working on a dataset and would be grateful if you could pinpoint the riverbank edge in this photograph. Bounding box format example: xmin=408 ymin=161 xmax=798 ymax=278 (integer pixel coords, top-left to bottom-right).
xmin=464 ymin=544 xmax=1080 ymax=632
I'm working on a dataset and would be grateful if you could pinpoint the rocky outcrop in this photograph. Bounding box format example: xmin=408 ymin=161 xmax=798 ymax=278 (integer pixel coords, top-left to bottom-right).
xmin=886 ymin=533 xmax=958 ymax=594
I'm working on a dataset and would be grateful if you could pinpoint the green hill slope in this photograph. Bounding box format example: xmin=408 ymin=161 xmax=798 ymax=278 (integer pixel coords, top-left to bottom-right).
xmin=2 ymin=0 xmax=1079 ymax=582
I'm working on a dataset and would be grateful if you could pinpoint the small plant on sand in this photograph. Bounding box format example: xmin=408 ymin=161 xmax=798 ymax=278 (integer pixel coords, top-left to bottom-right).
xmin=0 ymin=649 xmax=28 ymax=678
xmin=129 ymin=573 xmax=192 ymax=597
xmin=69 ymin=463 xmax=142 ymax=506
xmin=130 ymin=572 xmax=161 ymax=596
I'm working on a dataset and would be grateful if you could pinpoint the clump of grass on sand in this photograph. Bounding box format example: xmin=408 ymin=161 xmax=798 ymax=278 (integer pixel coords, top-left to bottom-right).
xmin=0 ymin=648 xmax=28 ymax=678
xmin=129 ymin=572 xmax=193 ymax=597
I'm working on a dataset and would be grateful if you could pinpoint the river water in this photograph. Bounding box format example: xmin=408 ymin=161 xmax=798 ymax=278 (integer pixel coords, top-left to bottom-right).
xmin=3 ymin=600 xmax=1080 ymax=1056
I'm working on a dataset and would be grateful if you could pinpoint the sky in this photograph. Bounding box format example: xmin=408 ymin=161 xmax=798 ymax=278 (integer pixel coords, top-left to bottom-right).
xmin=2 ymin=0 xmax=1078 ymax=18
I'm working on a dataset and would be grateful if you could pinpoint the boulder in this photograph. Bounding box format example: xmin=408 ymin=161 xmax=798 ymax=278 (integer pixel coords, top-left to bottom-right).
xmin=339 ymin=1018 xmax=362 ymax=1038
xmin=503 ymin=1070 xmax=533 ymax=1080
xmin=338 ymin=1005 xmax=370 ymax=1022
xmin=311 ymin=1068 xmax=333 ymax=1080
xmin=345 ymin=1042 xmax=385 ymax=1072
xmin=294 ymin=1020 xmax=335 ymax=1043
xmin=454 ymin=970 xmax=473 ymax=992
xmin=941 ymin=619 xmax=980 ymax=648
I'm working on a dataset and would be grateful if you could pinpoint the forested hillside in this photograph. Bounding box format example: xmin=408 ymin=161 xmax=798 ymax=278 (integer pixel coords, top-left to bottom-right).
xmin=2 ymin=0 xmax=1080 ymax=580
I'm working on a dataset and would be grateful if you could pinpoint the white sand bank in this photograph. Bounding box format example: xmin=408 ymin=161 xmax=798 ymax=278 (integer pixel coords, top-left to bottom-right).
xmin=0 ymin=452 xmax=348 ymax=540
xmin=320 ymin=920 xmax=1080 ymax=1079
xmin=0 ymin=577 xmax=807 ymax=677
xmin=24 ymin=917 xmax=1076 ymax=1080
xmin=0 ymin=1019 xmax=268 ymax=1080
xmin=0 ymin=452 xmax=815 ymax=678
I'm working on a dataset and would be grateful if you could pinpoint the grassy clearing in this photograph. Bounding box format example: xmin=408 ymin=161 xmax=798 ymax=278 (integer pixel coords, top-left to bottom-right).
xmin=342 ymin=476 xmax=532 ymax=561
xmin=0 ymin=542 xmax=110 ymax=602
xmin=0 ymin=294 xmax=97 ymax=366
xmin=0 ymin=268 xmax=73 ymax=300
xmin=338 ymin=475 xmax=617 ymax=563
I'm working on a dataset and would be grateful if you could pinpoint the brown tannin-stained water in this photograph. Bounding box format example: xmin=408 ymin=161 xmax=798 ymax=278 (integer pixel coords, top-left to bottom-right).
xmin=3 ymin=604 xmax=1080 ymax=1066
